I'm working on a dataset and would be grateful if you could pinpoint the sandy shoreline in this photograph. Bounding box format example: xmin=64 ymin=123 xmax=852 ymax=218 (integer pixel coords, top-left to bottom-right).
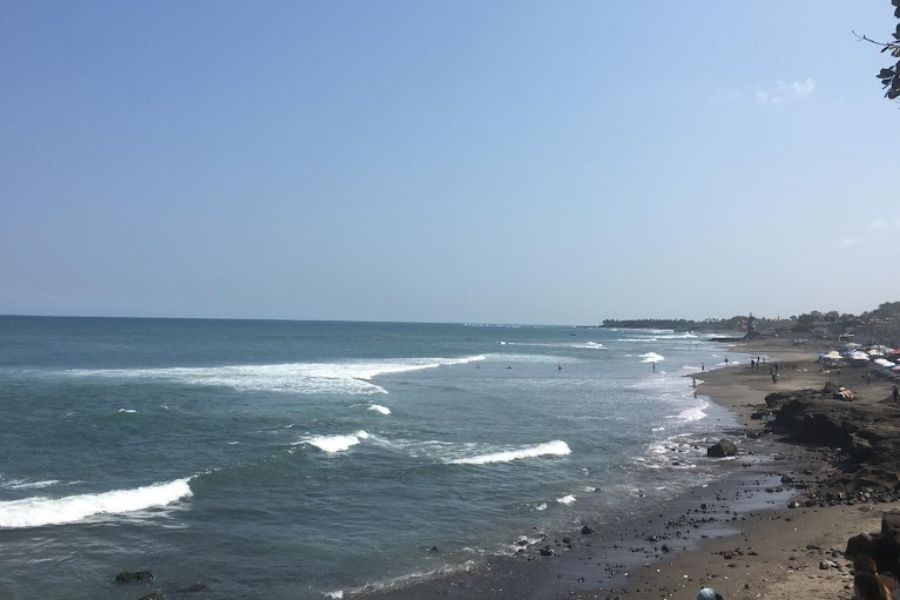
xmin=365 ymin=337 xmax=900 ymax=600
xmin=609 ymin=338 xmax=900 ymax=600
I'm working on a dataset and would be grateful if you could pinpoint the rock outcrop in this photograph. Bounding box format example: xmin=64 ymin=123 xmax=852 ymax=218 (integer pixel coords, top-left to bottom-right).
xmin=707 ymin=439 xmax=737 ymax=458
xmin=765 ymin=384 xmax=900 ymax=490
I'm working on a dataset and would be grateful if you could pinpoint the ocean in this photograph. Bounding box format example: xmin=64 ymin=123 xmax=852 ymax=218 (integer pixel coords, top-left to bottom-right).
xmin=0 ymin=317 xmax=750 ymax=599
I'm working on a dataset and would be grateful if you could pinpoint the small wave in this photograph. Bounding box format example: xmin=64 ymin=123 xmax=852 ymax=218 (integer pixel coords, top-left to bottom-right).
xmin=118 ymin=408 xmax=137 ymax=414
xmin=300 ymin=431 xmax=369 ymax=453
xmin=324 ymin=560 xmax=476 ymax=598
xmin=499 ymin=341 xmax=603 ymax=350
xmin=1 ymin=479 xmax=62 ymax=491
xmin=0 ymin=478 xmax=193 ymax=529
xmin=368 ymin=404 xmax=391 ymax=416
xmin=639 ymin=352 xmax=665 ymax=363
xmin=675 ymin=401 xmax=709 ymax=422
xmin=448 ymin=440 xmax=571 ymax=465
xmin=534 ymin=502 xmax=548 ymax=511
xmin=556 ymin=494 xmax=576 ymax=505
xmin=570 ymin=341 xmax=604 ymax=350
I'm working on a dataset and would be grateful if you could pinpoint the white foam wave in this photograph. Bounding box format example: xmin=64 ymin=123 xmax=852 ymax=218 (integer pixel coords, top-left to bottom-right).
xmin=301 ymin=431 xmax=369 ymax=453
xmin=0 ymin=478 xmax=192 ymax=529
xmin=499 ymin=341 xmax=603 ymax=350
xmin=448 ymin=440 xmax=570 ymax=465
xmin=570 ymin=341 xmax=604 ymax=349
xmin=639 ymin=352 xmax=665 ymax=363
xmin=556 ymin=494 xmax=576 ymax=505
xmin=324 ymin=560 xmax=477 ymax=598
xmin=674 ymin=401 xmax=709 ymax=422
xmin=368 ymin=404 xmax=391 ymax=415
xmin=118 ymin=408 xmax=137 ymax=414
xmin=1 ymin=479 xmax=61 ymax=490
xmin=534 ymin=502 xmax=548 ymax=511
xmin=65 ymin=355 xmax=486 ymax=396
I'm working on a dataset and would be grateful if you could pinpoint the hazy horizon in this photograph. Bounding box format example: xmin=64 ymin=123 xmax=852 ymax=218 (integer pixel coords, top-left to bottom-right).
xmin=3 ymin=2 xmax=899 ymax=324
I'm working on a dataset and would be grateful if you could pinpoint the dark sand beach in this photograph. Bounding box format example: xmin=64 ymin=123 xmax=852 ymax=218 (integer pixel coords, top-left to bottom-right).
xmin=371 ymin=337 xmax=900 ymax=600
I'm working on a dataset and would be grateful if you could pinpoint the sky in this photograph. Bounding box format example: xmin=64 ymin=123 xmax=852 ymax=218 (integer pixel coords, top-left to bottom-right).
xmin=1 ymin=1 xmax=899 ymax=324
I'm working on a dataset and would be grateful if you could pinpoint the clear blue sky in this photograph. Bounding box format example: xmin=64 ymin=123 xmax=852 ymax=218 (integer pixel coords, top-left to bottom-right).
xmin=1 ymin=1 xmax=898 ymax=324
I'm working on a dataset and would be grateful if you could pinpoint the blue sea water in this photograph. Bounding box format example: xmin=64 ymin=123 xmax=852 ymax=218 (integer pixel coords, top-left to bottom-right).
xmin=0 ymin=317 xmax=747 ymax=599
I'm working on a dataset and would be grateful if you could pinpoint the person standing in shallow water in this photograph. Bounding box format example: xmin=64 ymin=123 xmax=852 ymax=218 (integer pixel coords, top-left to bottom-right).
xmin=701 ymin=362 xmax=705 ymax=372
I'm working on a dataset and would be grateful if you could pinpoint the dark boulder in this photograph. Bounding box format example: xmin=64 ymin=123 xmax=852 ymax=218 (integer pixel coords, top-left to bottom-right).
xmin=581 ymin=525 xmax=593 ymax=535
xmin=116 ymin=571 xmax=154 ymax=584
xmin=707 ymin=439 xmax=737 ymax=458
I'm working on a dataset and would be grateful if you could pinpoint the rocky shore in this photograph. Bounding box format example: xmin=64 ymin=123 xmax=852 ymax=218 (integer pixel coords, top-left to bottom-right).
xmin=365 ymin=338 xmax=900 ymax=600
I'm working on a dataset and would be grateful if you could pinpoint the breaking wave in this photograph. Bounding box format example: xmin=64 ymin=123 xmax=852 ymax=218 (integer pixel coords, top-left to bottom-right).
xmin=64 ymin=355 xmax=486 ymax=396
xmin=448 ymin=440 xmax=571 ymax=465
xmin=0 ymin=478 xmax=193 ymax=529
xmin=299 ymin=431 xmax=370 ymax=453
xmin=498 ymin=341 xmax=603 ymax=350
xmin=639 ymin=352 xmax=665 ymax=363
xmin=368 ymin=404 xmax=391 ymax=415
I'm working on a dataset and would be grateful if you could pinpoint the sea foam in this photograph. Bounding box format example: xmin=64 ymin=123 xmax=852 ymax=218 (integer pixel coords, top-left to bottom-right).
xmin=1 ymin=479 xmax=61 ymax=491
xmin=65 ymin=355 xmax=486 ymax=396
xmin=301 ymin=431 xmax=370 ymax=453
xmin=0 ymin=478 xmax=193 ymax=529
xmin=639 ymin=352 xmax=665 ymax=363
xmin=448 ymin=440 xmax=571 ymax=465
xmin=368 ymin=404 xmax=391 ymax=415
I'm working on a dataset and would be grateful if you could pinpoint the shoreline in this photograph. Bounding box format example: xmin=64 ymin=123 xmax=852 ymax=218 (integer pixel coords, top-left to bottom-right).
xmin=607 ymin=337 xmax=900 ymax=600
xmin=363 ymin=337 xmax=900 ymax=600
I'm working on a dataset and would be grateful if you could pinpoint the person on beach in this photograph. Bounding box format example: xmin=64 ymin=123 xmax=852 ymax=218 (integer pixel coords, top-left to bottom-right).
xmin=770 ymin=366 xmax=777 ymax=384
xmin=893 ymin=385 xmax=899 ymax=404
xmin=652 ymin=362 xmax=656 ymax=372
xmin=701 ymin=362 xmax=705 ymax=372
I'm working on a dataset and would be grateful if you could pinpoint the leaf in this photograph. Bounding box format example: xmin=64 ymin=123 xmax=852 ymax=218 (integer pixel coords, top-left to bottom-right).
xmin=887 ymin=89 xmax=900 ymax=100
xmin=879 ymin=68 xmax=896 ymax=78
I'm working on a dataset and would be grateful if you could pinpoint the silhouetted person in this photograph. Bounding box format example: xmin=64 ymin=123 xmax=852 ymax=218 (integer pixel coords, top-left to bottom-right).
xmin=701 ymin=362 xmax=705 ymax=372
xmin=893 ymin=385 xmax=899 ymax=404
